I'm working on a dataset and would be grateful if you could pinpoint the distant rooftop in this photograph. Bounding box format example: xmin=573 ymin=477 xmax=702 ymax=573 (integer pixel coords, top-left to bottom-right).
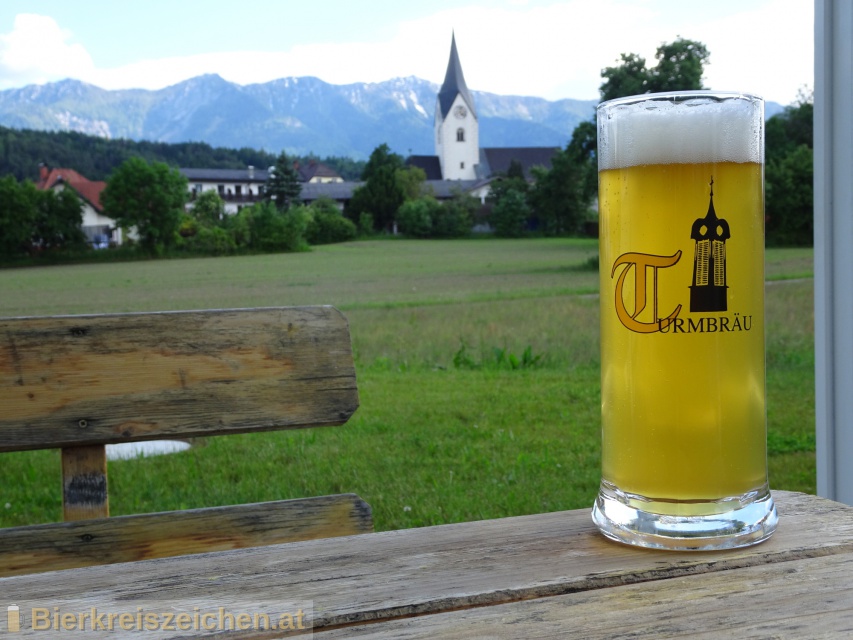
xmin=36 ymin=166 xmax=106 ymax=211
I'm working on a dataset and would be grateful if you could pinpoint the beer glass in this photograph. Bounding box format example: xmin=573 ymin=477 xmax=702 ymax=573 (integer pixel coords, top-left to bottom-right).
xmin=592 ymin=91 xmax=778 ymax=550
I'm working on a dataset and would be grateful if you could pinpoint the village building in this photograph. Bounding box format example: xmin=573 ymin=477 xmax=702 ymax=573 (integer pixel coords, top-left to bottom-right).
xmin=35 ymin=164 xmax=123 ymax=246
xmin=35 ymin=34 xmax=558 ymax=238
xmin=406 ymin=34 xmax=560 ymax=187
xmin=180 ymin=160 xmax=344 ymax=214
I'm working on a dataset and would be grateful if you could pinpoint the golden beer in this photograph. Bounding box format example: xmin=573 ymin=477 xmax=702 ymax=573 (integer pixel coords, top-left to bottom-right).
xmin=593 ymin=93 xmax=777 ymax=550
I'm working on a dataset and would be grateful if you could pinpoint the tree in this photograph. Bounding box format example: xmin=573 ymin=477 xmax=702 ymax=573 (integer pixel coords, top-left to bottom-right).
xmin=765 ymin=92 xmax=814 ymax=246
xmin=346 ymin=144 xmax=405 ymax=232
xmin=190 ymin=190 xmax=227 ymax=227
xmin=600 ymin=38 xmax=710 ymax=101
xmin=396 ymin=165 xmax=428 ymax=201
xmin=434 ymin=190 xmax=476 ymax=238
xmin=265 ymin=151 xmax=302 ymax=211
xmin=599 ymin=53 xmax=651 ymax=102
xmin=32 ymin=186 xmax=87 ymax=251
xmin=506 ymin=159 xmax=526 ymax=181
xmin=241 ymin=201 xmax=309 ymax=253
xmin=101 ymin=157 xmax=188 ymax=255
xmin=529 ymin=120 xmax=597 ymax=236
xmin=491 ymin=189 xmax=530 ymax=238
xmin=765 ymin=144 xmax=813 ymax=246
xmin=649 ymin=39 xmax=710 ymax=93
xmin=0 ymin=176 xmax=36 ymax=258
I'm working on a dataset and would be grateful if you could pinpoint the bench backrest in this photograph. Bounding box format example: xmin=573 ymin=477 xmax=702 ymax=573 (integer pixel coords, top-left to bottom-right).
xmin=0 ymin=307 xmax=370 ymax=575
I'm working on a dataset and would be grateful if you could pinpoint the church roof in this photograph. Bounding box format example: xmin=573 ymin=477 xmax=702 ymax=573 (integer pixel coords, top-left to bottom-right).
xmin=437 ymin=33 xmax=477 ymax=120
xmin=477 ymin=147 xmax=561 ymax=180
xmin=406 ymin=155 xmax=444 ymax=181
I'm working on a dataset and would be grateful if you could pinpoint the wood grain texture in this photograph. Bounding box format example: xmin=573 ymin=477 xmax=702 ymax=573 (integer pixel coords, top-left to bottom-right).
xmin=61 ymin=445 xmax=108 ymax=521
xmin=1 ymin=491 xmax=850 ymax=637
xmin=315 ymin=552 xmax=853 ymax=639
xmin=0 ymin=306 xmax=359 ymax=451
xmin=0 ymin=494 xmax=372 ymax=578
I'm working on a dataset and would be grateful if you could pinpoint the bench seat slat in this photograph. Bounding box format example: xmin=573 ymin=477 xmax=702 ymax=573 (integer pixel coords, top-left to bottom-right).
xmin=0 ymin=494 xmax=373 ymax=577
xmin=0 ymin=307 xmax=359 ymax=451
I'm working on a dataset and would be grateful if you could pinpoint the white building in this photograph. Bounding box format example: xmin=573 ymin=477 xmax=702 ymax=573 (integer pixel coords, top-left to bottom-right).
xmin=407 ymin=34 xmax=560 ymax=187
xmin=180 ymin=161 xmax=344 ymax=214
xmin=35 ymin=165 xmax=124 ymax=246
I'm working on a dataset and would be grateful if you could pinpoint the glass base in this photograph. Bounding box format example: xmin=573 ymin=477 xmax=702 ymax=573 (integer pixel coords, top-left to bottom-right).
xmin=591 ymin=480 xmax=778 ymax=551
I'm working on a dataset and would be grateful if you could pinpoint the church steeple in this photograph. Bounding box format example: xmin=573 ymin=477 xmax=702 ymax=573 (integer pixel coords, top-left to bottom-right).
xmin=434 ymin=32 xmax=479 ymax=180
xmin=437 ymin=32 xmax=477 ymax=120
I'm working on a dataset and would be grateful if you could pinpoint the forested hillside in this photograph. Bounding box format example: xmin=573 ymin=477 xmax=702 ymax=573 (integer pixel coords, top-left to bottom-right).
xmin=0 ymin=126 xmax=365 ymax=182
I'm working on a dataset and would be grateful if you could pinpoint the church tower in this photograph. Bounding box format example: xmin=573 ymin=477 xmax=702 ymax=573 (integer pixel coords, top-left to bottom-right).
xmin=435 ymin=33 xmax=479 ymax=180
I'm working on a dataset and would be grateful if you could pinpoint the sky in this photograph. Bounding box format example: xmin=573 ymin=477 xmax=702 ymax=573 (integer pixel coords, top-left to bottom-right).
xmin=0 ymin=0 xmax=813 ymax=106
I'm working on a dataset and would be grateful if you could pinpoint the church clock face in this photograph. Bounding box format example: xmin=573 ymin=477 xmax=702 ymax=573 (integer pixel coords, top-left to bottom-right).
xmin=454 ymin=105 xmax=467 ymax=119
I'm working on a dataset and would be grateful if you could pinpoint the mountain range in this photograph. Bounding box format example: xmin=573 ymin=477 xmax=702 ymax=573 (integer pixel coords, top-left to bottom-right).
xmin=0 ymin=74 xmax=598 ymax=160
xmin=0 ymin=75 xmax=785 ymax=162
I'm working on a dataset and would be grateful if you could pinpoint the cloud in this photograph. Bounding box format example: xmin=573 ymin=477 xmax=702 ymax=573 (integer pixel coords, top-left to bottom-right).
xmin=0 ymin=2 xmax=813 ymax=105
xmin=0 ymin=14 xmax=94 ymax=89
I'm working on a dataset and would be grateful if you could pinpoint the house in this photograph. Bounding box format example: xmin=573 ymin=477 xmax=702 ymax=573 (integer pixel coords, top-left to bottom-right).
xmin=406 ymin=33 xmax=560 ymax=188
xmin=180 ymin=161 xmax=344 ymax=214
xmin=294 ymin=160 xmax=344 ymax=184
xmin=35 ymin=164 xmax=123 ymax=246
xmin=181 ymin=166 xmax=268 ymax=214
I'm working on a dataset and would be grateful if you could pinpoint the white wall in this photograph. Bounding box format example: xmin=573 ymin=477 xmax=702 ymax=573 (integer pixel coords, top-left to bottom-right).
xmin=435 ymin=95 xmax=479 ymax=180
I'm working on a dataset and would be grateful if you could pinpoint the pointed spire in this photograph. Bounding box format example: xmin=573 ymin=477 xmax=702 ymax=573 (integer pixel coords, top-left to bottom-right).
xmin=437 ymin=31 xmax=477 ymax=120
xmin=691 ymin=176 xmax=730 ymax=241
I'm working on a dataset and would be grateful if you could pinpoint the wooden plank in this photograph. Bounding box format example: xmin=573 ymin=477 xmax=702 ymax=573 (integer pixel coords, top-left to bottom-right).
xmin=61 ymin=445 xmax=109 ymax=521
xmin=314 ymin=552 xmax=853 ymax=639
xmin=0 ymin=494 xmax=372 ymax=577
xmin=1 ymin=492 xmax=851 ymax=634
xmin=0 ymin=306 xmax=359 ymax=451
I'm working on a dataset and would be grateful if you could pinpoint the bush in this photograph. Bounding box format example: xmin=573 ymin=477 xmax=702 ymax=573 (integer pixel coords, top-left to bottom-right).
xmin=357 ymin=212 xmax=374 ymax=237
xmin=184 ymin=226 xmax=237 ymax=255
xmin=433 ymin=193 xmax=475 ymax=238
xmin=246 ymin=201 xmax=309 ymax=252
xmin=491 ymin=189 xmax=530 ymax=238
xmin=397 ymin=198 xmax=440 ymax=238
xmin=306 ymin=199 xmax=357 ymax=245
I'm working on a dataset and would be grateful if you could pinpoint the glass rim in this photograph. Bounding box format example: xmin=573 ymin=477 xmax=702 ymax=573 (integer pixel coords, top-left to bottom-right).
xmin=597 ymin=90 xmax=763 ymax=113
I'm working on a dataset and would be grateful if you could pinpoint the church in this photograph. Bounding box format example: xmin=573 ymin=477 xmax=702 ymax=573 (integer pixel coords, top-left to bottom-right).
xmin=406 ymin=34 xmax=561 ymax=185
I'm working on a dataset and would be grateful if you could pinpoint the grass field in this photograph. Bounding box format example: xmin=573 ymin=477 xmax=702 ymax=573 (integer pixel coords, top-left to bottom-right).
xmin=0 ymin=239 xmax=816 ymax=530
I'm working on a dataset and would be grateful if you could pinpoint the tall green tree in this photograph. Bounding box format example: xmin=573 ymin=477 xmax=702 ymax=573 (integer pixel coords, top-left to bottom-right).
xmin=600 ymin=38 xmax=710 ymax=101
xmin=0 ymin=176 xmax=37 ymax=258
xmin=765 ymin=92 xmax=814 ymax=246
xmin=598 ymin=53 xmax=651 ymax=102
xmin=486 ymin=160 xmax=532 ymax=235
xmin=491 ymin=189 xmax=529 ymax=238
xmin=101 ymin=157 xmax=188 ymax=255
xmin=346 ymin=143 xmax=405 ymax=232
xmin=529 ymin=120 xmax=597 ymax=236
xmin=265 ymin=151 xmax=302 ymax=211
xmin=396 ymin=165 xmax=428 ymax=201
xmin=32 ymin=187 xmax=87 ymax=251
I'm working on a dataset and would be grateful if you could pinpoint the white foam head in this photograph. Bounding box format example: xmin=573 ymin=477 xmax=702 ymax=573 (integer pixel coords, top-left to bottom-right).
xmin=597 ymin=92 xmax=764 ymax=171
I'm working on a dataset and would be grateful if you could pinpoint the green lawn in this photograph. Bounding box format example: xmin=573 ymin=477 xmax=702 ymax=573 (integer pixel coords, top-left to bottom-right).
xmin=0 ymin=239 xmax=815 ymax=530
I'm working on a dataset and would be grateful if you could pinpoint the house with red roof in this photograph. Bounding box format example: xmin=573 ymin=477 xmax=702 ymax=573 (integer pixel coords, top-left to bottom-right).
xmin=35 ymin=164 xmax=124 ymax=246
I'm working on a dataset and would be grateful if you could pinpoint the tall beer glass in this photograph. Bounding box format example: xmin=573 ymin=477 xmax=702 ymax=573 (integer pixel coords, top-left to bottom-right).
xmin=592 ymin=92 xmax=778 ymax=550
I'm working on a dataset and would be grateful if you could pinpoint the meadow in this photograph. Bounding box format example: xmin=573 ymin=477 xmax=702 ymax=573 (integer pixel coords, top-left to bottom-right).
xmin=0 ymin=239 xmax=815 ymax=531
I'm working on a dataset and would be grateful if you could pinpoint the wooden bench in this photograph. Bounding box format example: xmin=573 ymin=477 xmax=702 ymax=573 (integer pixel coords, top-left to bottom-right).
xmin=0 ymin=306 xmax=372 ymax=577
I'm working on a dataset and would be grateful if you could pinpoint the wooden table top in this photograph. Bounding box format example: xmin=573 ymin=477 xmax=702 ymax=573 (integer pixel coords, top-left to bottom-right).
xmin=3 ymin=490 xmax=853 ymax=638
